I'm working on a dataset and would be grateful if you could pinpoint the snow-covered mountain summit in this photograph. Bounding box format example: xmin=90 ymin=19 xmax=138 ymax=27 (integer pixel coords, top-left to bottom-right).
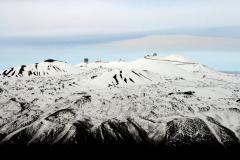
xmin=139 ymin=54 xmax=218 ymax=75
xmin=0 ymin=59 xmax=81 ymax=77
xmin=0 ymin=55 xmax=220 ymax=79
xmin=0 ymin=55 xmax=240 ymax=149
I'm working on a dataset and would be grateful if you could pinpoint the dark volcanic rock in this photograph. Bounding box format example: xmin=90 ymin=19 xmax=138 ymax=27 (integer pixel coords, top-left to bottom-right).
xmin=71 ymin=119 xmax=96 ymax=145
xmin=2 ymin=68 xmax=14 ymax=76
xmin=0 ymin=116 xmax=239 ymax=150
xmin=58 ymin=118 xmax=151 ymax=146
xmin=44 ymin=59 xmax=57 ymax=62
xmin=228 ymin=107 xmax=240 ymax=113
xmin=18 ymin=65 xmax=26 ymax=76
xmin=75 ymin=95 xmax=92 ymax=106
xmin=0 ymin=88 xmax=3 ymax=93
xmin=45 ymin=109 xmax=76 ymax=124
xmin=182 ymin=91 xmax=195 ymax=95
xmin=206 ymin=116 xmax=240 ymax=148
xmin=164 ymin=117 xmax=222 ymax=148
xmin=2 ymin=127 xmax=35 ymax=146
xmin=0 ymin=133 xmax=7 ymax=142
xmin=237 ymin=99 xmax=240 ymax=103
xmin=0 ymin=118 xmax=150 ymax=147
xmin=94 ymin=118 xmax=150 ymax=146
xmin=168 ymin=91 xmax=195 ymax=96
xmin=49 ymin=118 xmax=95 ymax=146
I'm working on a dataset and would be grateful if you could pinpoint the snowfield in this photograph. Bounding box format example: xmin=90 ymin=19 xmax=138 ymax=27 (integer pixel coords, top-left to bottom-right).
xmin=0 ymin=55 xmax=240 ymax=149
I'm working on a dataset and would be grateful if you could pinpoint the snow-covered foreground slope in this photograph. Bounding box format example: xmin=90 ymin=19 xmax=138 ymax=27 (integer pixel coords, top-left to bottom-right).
xmin=0 ymin=56 xmax=240 ymax=149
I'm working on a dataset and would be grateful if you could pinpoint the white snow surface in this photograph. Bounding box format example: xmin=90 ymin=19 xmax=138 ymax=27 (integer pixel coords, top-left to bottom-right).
xmin=0 ymin=55 xmax=240 ymax=146
xmin=0 ymin=59 xmax=81 ymax=77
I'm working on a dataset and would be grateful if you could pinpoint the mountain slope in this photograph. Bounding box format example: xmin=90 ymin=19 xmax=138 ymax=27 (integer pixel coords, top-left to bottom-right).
xmin=133 ymin=58 xmax=194 ymax=79
xmin=0 ymin=56 xmax=240 ymax=149
xmin=0 ymin=59 xmax=80 ymax=77
xmin=87 ymin=69 xmax=158 ymax=88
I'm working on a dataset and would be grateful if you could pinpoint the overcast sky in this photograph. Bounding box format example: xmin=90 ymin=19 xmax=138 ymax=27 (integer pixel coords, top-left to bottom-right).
xmin=0 ymin=0 xmax=240 ymax=71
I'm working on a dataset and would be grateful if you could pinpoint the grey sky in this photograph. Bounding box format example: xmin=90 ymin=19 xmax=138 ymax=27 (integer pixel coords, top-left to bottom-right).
xmin=1 ymin=0 xmax=240 ymax=37
xmin=0 ymin=0 xmax=240 ymax=71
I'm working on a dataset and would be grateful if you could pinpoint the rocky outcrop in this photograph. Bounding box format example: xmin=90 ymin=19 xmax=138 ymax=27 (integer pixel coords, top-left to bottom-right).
xmin=206 ymin=116 xmax=240 ymax=148
xmin=0 ymin=116 xmax=239 ymax=150
xmin=92 ymin=118 xmax=150 ymax=146
xmin=163 ymin=117 xmax=222 ymax=148
xmin=0 ymin=60 xmax=79 ymax=78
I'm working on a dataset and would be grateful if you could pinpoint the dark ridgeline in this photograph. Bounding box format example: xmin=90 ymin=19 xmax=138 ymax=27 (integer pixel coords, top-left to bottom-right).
xmin=0 ymin=116 xmax=239 ymax=154
xmin=44 ymin=59 xmax=58 ymax=62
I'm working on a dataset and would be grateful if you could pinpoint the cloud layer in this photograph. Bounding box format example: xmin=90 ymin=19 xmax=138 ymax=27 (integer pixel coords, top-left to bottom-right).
xmin=0 ymin=0 xmax=240 ymax=37
xmin=0 ymin=0 xmax=240 ymax=71
xmin=113 ymin=35 xmax=240 ymax=52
